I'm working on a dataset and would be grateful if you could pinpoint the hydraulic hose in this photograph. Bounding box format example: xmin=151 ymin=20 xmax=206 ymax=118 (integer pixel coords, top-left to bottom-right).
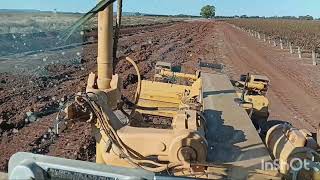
xmin=125 ymin=57 xmax=142 ymax=119
xmin=78 ymin=93 xmax=180 ymax=173
xmin=125 ymin=57 xmax=141 ymax=105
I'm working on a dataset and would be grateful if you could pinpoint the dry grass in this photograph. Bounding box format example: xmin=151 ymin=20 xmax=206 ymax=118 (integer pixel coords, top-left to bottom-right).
xmin=0 ymin=12 xmax=181 ymax=34
xmin=0 ymin=13 xmax=81 ymax=34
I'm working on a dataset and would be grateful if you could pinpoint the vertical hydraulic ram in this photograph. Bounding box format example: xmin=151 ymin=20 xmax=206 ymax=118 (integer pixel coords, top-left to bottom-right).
xmin=97 ymin=1 xmax=113 ymax=90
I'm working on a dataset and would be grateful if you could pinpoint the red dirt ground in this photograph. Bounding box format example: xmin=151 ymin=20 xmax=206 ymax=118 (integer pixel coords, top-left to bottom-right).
xmin=0 ymin=21 xmax=319 ymax=172
xmin=214 ymin=22 xmax=320 ymax=131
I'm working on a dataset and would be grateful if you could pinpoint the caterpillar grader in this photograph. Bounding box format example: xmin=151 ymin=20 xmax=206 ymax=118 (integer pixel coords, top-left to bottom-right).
xmin=3 ymin=0 xmax=320 ymax=179
xmin=233 ymin=73 xmax=270 ymax=131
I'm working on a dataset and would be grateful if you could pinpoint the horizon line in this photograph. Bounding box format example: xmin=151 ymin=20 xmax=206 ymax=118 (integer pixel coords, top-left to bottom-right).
xmin=0 ymin=8 xmax=319 ymax=19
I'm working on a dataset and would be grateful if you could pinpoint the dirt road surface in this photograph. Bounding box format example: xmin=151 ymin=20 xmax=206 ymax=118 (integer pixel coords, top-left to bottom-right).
xmin=214 ymin=22 xmax=320 ymax=131
xmin=0 ymin=21 xmax=319 ymax=172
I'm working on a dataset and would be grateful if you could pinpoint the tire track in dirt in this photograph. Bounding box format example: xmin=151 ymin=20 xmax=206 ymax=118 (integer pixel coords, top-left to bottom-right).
xmin=217 ymin=24 xmax=306 ymax=129
xmin=240 ymin=32 xmax=320 ymax=131
xmin=240 ymin=28 xmax=320 ymax=102
xmin=238 ymin=27 xmax=317 ymax=131
xmin=251 ymin=40 xmax=320 ymax=102
xmin=271 ymin=88 xmax=315 ymax=130
xmin=215 ymin=22 xmax=319 ymax=131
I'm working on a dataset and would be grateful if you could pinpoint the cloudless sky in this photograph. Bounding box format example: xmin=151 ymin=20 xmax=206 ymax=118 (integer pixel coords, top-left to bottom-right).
xmin=1 ymin=0 xmax=319 ymax=18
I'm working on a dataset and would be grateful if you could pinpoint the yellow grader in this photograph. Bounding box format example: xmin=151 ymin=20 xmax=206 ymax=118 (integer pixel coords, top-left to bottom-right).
xmin=233 ymin=73 xmax=270 ymax=130
xmin=153 ymin=64 xmax=270 ymax=132
xmin=3 ymin=0 xmax=320 ymax=180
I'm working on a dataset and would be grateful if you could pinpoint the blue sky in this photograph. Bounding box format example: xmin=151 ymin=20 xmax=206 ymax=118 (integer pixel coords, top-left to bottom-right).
xmin=1 ymin=0 xmax=320 ymax=18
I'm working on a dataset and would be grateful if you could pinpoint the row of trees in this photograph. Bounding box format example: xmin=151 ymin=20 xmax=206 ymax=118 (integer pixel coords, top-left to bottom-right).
xmin=132 ymin=5 xmax=318 ymax=21
xmin=230 ymin=15 xmax=316 ymax=20
xmin=215 ymin=15 xmax=317 ymax=20
xmin=200 ymin=5 xmax=318 ymax=21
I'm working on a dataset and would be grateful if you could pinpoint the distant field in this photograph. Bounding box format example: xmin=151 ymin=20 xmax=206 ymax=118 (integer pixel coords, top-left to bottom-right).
xmin=0 ymin=12 xmax=81 ymax=34
xmin=0 ymin=12 xmax=182 ymax=34
xmin=0 ymin=12 xmax=186 ymax=57
xmin=227 ymin=19 xmax=320 ymax=51
xmin=0 ymin=12 xmax=190 ymax=76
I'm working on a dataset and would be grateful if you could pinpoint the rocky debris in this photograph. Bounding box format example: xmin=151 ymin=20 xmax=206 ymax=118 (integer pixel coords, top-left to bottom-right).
xmin=25 ymin=111 xmax=38 ymax=123
xmin=123 ymin=74 xmax=139 ymax=89
xmin=184 ymin=37 xmax=193 ymax=44
xmin=36 ymin=95 xmax=51 ymax=102
xmin=30 ymin=128 xmax=57 ymax=154
xmin=12 ymin=129 xmax=19 ymax=134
